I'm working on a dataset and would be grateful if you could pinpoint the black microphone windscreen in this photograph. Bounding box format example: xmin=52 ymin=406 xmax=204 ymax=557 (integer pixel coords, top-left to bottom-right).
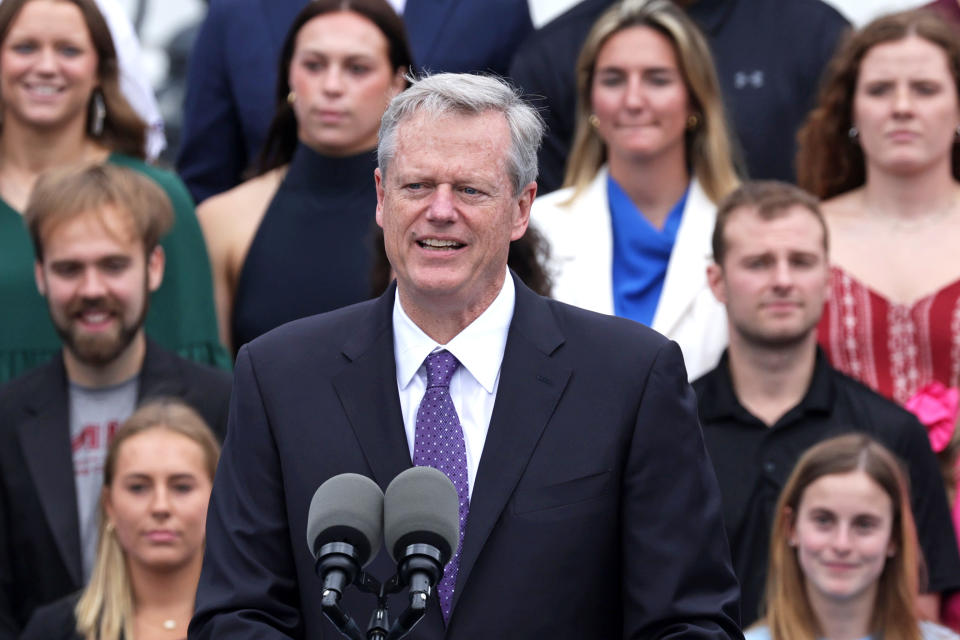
xmin=306 ymin=473 xmax=383 ymax=568
xmin=383 ymin=466 xmax=460 ymax=564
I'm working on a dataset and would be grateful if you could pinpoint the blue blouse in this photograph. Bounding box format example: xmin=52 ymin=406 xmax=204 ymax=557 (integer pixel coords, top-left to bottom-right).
xmin=608 ymin=174 xmax=688 ymax=326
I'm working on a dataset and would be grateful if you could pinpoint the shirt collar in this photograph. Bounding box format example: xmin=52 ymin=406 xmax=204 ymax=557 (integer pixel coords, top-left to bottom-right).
xmin=393 ymin=271 xmax=515 ymax=393
xmin=697 ymin=347 xmax=835 ymax=424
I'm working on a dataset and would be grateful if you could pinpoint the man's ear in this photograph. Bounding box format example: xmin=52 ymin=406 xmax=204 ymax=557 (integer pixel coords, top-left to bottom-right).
xmin=147 ymin=246 xmax=165 ymax=292
xmin=375 ymin=168 xmax=385 ymax=229
xmin=706 ymin=262 xmax=726 ymax=304
xmin=34 ymin=261 xmax=46 ymax=296
xmin=510 ymin=181 xmax=537 ymax=241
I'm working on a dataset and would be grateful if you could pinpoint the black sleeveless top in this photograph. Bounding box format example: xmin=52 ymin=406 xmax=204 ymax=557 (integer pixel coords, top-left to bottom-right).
xmin=232 ymin=144 xmax=379 ymax=352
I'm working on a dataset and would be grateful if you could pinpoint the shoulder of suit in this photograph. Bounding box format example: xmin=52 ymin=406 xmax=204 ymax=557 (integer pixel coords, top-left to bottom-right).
xmin=145 ymin=340 xmax=231 ymax=388
xmin=246 ymin=297 xmax=383 ymax=354
xmin=544 ymin=295 xmax=670 ymax=348
xmin=0 ymin=355 xmax=62 ymax=406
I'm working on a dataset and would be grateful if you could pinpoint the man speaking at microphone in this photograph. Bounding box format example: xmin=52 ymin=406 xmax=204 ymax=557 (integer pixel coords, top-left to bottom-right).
xmin=191 ymin=73 xmax=742 ymax=639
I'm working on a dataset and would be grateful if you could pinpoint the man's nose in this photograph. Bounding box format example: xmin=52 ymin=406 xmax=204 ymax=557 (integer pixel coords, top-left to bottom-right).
xmin=771 ymin=260 xmax=794 ymax=289
xmin=78 ymin=268 xmax=108 ymax=298
xmin=425 ymin=185 xmax=457 ymax=222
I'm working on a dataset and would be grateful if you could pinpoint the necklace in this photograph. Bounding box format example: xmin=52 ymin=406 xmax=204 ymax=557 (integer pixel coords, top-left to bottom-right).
xmin=163 ymin=619 xmax=176 ymax=631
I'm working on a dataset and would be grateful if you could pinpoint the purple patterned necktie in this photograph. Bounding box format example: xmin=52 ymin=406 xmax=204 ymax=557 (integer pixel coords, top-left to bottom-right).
xmin=413 ymin=350 xmax=469 ymax=623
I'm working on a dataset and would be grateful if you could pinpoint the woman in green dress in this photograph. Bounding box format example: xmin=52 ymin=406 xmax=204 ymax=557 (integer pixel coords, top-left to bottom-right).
xmin=0 ymin=0 xmax=227 ymax=383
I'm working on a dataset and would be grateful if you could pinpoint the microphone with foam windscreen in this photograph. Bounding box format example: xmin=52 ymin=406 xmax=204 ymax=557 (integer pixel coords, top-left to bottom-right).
xmin=306 ymin=473 xmax=384 ymax=612
xmin=383 ymin=466 xmax=460 ymax=605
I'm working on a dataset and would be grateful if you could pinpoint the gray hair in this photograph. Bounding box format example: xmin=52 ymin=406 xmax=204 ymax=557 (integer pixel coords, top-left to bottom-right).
xmin=377 ymin=73 xmax=545 ymax=195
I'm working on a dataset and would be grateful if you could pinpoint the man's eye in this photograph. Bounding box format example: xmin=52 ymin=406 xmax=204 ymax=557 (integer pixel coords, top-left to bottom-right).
xmin=52 ymin=264 xmax=82 ymax=277
xmin=101 ymin=259 xmax=130 ymax=273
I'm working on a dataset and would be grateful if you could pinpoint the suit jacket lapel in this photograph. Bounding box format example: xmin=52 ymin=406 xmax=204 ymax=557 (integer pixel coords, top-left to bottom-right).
xmin=451 ymin=277 xmax=571 ymax=613
xmin=18 ymin=356 xmax=83 ymax=587
xmin=332 ymin=284 xmax=412 ymax=490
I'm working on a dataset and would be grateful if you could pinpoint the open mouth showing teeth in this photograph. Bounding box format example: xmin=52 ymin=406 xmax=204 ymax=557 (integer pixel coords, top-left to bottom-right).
xmin=26 ymin=85 xmax=62 ymax=95
xmin=418 ymin=239 xmax=464 ymax=249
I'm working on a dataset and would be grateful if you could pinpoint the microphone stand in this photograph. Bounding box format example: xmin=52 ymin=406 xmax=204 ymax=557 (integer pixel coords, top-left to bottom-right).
xmin=319 ymin=543 xmax=443 ymax=640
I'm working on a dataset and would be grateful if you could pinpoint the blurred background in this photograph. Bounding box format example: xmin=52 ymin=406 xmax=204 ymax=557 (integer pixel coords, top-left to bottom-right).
xmin=119 ymin=0 xmax=934 ymax=166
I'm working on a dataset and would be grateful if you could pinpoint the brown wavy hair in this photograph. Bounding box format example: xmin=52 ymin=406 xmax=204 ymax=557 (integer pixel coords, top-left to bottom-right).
xmin=761 ymin=434 xmax=923 ymax=640
xmin=796 ymin=9 xmax=960 ymax=199
xmin=0 ymin=0 xmax=148 ymax=158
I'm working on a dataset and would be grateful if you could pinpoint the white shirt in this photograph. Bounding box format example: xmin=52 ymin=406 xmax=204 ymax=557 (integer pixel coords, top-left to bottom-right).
xmin=393 ymin=273 xmax=515 ymax=498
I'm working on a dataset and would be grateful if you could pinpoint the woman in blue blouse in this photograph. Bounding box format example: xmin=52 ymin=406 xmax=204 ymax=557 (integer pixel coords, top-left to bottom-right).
xmin=530 ymin=0 xmax=740 ymax=380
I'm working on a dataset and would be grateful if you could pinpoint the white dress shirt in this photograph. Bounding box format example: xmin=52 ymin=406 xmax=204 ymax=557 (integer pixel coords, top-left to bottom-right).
xmin=393 ymin=273 xmax=515 ymax=498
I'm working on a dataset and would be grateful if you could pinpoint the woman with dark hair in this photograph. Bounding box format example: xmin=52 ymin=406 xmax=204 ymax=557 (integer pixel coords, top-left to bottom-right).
xmin=198 ymin=0 xmax=410 ymax=354
xmin=748 ymin=434 xmax=958 ymax=640
xmin=20 ymin=398 xmax=221 ymax=640
xmin=0 ymin=0 xmax=227 ymax=383
xmin=529 ymin=0 xmax=740 ymax=380
xmin=799 ymin=9 xmax=960 ymax=405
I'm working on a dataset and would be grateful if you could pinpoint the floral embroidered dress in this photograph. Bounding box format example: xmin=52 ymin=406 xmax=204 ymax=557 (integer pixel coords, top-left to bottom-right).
xmin=818 ymin=266 xmax=960 ymax=405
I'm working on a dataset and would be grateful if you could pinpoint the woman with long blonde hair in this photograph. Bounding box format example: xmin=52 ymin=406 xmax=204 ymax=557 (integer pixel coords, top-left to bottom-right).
xmin=20 ymin=399 xmax=220 ymax=640
xmin=529 ymin=0 xmax=740 ymax=380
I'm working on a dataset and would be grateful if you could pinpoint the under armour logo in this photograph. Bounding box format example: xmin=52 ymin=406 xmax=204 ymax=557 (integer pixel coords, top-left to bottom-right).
xmin=734 ymin=70 xmax=764 ymax=89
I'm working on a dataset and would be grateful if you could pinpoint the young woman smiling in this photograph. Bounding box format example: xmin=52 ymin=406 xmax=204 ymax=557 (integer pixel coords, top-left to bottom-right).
xmin=748 ymin=434 xmax=958 ymax=640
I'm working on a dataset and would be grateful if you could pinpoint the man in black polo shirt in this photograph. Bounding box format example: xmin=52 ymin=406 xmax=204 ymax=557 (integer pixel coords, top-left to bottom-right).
xmin=695 ymin=181 xmax=960 ymax=626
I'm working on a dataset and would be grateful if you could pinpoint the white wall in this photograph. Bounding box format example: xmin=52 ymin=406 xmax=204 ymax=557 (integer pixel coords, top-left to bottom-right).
xmin=822 ymin=0 xmax=928 ymax=25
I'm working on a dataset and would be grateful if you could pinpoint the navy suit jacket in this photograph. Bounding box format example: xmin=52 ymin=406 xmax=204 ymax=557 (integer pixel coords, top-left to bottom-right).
xmin=190 ymin=276 xmax=742 ymax=638
xmin=0 ymin=339 xmax=231 ymax=639
xmin=177 ymin=0 xmax=533 ymax=204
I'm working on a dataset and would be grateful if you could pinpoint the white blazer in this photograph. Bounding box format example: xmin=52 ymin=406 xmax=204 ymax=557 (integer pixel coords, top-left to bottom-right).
xmin=530 ymin=166 xmax=728 ymax=380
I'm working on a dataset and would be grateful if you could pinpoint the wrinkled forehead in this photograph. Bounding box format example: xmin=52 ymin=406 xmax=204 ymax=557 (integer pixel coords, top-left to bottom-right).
xmin=392 ymin=110 xmax=511 ymax=173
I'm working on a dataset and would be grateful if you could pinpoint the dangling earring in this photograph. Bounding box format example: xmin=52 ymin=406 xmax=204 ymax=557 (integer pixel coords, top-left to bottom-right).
xmin=588 ymin=113 xmax=600 ymax=129
xmin=848 ymin=126 xmax=859 ymax=141
xmin=686 ymin=113 xmax=701 ymax=130
xmin=90 ymin=89 xmax=106 ymax=137
xmin=287 ymin=90 xmax=296 ymax=105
